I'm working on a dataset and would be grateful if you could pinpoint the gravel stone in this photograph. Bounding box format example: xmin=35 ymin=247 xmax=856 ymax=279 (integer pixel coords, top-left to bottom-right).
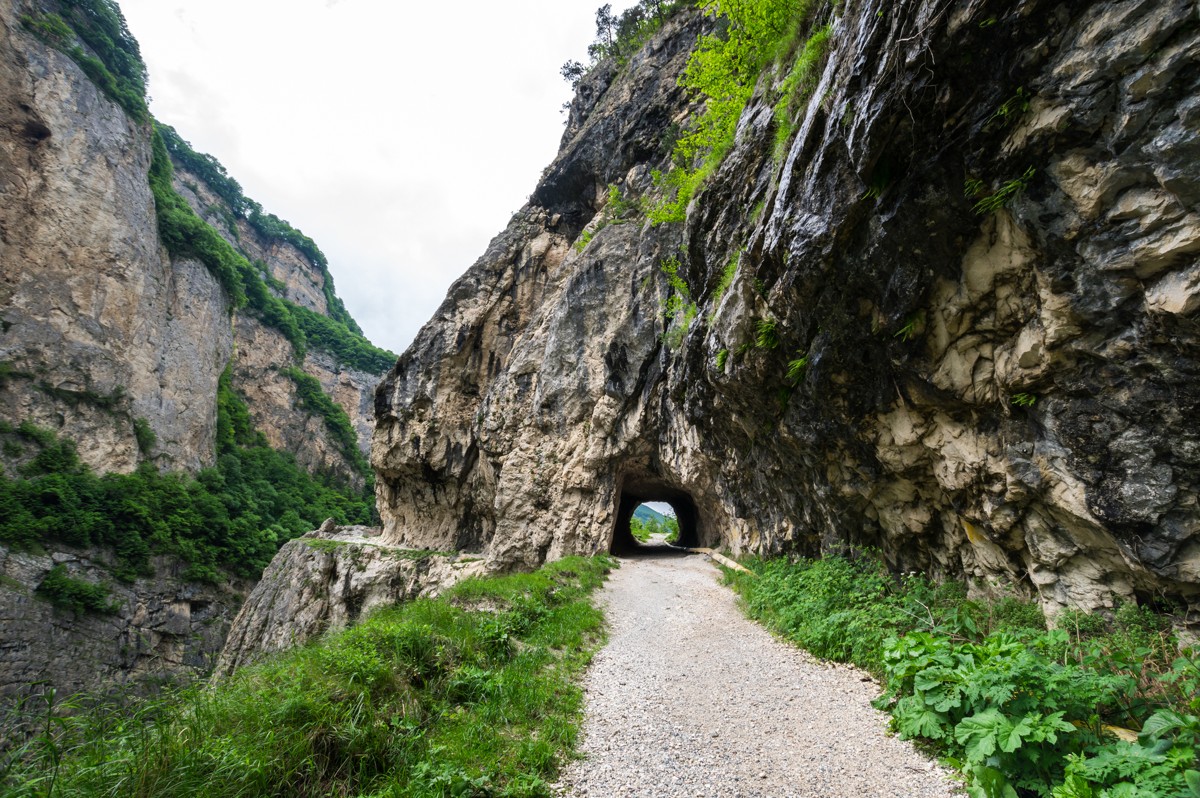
xmin=553 ymin=551 xmax=963 ymax=797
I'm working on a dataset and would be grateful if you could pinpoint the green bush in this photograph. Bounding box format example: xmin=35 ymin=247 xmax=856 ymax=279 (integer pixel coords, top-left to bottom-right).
xmin=649 ymin=0 xmax=820 ymax=223
xmin=292 ymin=305 xmax=396 ymax=374
xmin=132 ymin=417 xmax=156 ymax=455
xmin=647 ymin=0 xmax=830 ymax=223
xmin=151 ymin=128 xmax=394 ymax=374
xmin=149 ymin=126 xmax=248 ymax=306
xmin=772 ymin=24 xmax=832 ymax=158
xmin=5 ymin=556 xmax=615 ymax=798
xmin=0 ymin=388 xmax=373 ymax=581
xmin=35 ymin=564 xmax=115 ymax=614
xmin=21 ymin=1 xmax=148 ymax=122
xmin=157 ymin=124 xmax=365 ymax=336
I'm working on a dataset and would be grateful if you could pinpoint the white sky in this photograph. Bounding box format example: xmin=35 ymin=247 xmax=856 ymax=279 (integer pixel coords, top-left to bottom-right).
xmin=118 ymin=0 xmax=642 ymax=355
xmin=643 ymin=501 xmax=677 ymax=518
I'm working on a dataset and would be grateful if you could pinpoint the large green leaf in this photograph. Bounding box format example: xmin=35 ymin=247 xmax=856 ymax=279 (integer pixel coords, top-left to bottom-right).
xmin=966 ymin=765 xmax=1018 ymax=798
xmin=956 ymin=708 xmax=1007 ymax=762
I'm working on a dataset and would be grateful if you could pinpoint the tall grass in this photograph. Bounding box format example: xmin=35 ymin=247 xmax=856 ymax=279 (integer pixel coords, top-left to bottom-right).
xmin=4 ymin=556 xmax=615 ymax=798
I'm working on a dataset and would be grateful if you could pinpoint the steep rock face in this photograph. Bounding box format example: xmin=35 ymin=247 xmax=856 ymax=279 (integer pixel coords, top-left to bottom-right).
xmin=0 ymin=0 xmax=385 ymax=702
xmin=375 ymin=0 xmax=1200 ymax=627
xmin=172 ymin=163 xmax=377 ymax=480
xmin=0 ymin=541 xmax=248 ymax=699
xmin=0 ymin=0 xmax=231 ymax=474
xmin=215 ymin=524 xmax=485 ymax=677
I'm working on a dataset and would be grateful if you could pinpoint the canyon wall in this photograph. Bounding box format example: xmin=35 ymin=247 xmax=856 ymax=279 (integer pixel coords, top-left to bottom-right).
xmin=374 ymin=0 xmax=1200 ymax=629
xmin=1 ymin=0 xmax=387 ymax=700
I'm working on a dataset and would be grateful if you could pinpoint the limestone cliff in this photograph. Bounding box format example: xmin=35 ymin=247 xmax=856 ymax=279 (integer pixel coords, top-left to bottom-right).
xmin=374 ymin=0 xmax=1200 ymax=629
xmin=0 ymin=0 xmax=390 ymax=702
xmin=169 ymin=154 xmax=380 ymax=481
xmin=0 ymin=0 xmax=231 ymax=474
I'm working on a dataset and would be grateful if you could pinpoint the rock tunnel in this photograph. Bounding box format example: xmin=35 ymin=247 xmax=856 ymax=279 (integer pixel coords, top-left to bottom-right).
xmin=609 ymin=473 xmax=702 ymax=554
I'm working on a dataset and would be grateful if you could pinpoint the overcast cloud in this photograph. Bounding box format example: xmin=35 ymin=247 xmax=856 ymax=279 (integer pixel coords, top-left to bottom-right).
xmin=118 ymin=0 xmax=641 ymax=354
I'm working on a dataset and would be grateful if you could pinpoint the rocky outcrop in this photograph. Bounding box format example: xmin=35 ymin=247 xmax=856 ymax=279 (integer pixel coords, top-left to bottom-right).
xmin=374 ymin=0 xmax=1200 ymax=628
xmin=0 ymin=541 xmax=248 ymax=699
xmin=214 ymin=523 xmax=485 ymax=676
xmin=0 ymin=0 xmax=231 ymax=475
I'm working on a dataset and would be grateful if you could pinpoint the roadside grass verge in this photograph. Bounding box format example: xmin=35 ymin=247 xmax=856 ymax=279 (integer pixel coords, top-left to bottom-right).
xmin=3 ymin=555 xmax=615 ymax=798
xmin=722 ymin=554 xmax=1200 ymax=798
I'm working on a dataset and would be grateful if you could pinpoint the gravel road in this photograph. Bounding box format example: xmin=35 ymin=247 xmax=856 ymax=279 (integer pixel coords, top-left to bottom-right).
xmin=553 ymin=550 xmax=962 ymax=797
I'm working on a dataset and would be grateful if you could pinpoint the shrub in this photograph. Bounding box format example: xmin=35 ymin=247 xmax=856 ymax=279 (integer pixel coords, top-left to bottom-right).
xmin=132 ymin=417 xmax=156 ymax=455
xmin=772 ymin=24 xmax=832 ymax=158
xmin=292 ymin=305 xmax=395 ymax=374
xmin=0 ymin=393 xmax=373 ymax=581
xmin=650 ymin=0 xmax=824 ymax=223
xmin=149 ymin=127 xmax=247 ymax=306
xmin=35 ymin=564 xmax=116 ymax=614
xmin=21 ymin=1 xmax=148 ymax=122
xmin=282 ymin=366 xmax=370 ymax=475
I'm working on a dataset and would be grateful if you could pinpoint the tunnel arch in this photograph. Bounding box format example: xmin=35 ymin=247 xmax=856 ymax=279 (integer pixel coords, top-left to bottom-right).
xmin=609 ymin=473 xmax=702 ymax=554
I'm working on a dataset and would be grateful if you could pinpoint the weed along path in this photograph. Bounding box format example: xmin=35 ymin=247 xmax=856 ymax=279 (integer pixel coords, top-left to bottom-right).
xmin=554 ymin=552 xmax=962 ymax=798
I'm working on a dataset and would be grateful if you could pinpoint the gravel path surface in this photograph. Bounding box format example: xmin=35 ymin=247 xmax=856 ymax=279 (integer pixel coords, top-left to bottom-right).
xmin=554 ymin=550 xmax=962 ymax=798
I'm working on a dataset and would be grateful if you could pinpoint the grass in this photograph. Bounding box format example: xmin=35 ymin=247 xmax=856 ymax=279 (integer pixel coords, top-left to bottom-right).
xmin=4 ymin=555 xmax=616 ymax=798
xmin=722 ymin=554 xmax=1200 ymax=798
xmin=972 ymin=167 xmax=1036 ymax=214
xmin=771 ymin=24 xmax=832 ymax=160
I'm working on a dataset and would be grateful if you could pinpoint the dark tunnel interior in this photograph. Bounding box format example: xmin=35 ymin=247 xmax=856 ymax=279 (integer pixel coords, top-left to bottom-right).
xmin=610 ymin=479 xmax=700 ymax=554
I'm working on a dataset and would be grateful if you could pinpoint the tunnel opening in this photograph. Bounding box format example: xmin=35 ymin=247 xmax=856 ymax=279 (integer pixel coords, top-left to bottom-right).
xmin=610 ymin=479 xmax=700 ymax=555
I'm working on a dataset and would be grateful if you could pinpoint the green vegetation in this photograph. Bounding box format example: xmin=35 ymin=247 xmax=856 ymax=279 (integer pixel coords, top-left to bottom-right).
xmin=1011 ymin=392 xmax=1037 ymax=408
xmin=21 ymin=1 xmax=148 ymax=122
xmin=282 ymin=367 xmax=370 ymax=475
xmin=0 ymin=380 xmax=373 ymax=583
xmin=630 ymin=512 xmax=680 ymax=544
xmin=754 ymin=317 xmax=779 ymax=350
xmin=131 ymin=418 xmax=156 ymax=455
xmin=0 ymin=361 xmax=28 ymax=387
xmin=604 ymin=183 xmax=638 ymax=219
xmin=785 ymin=353 xmax=808 ymax=383
xmin=893 ymin=311 xmax=925 ymax=342
xmin=772 ymin=24 xmax=832 ymax=159
xmin=5 ymin=556 xmax=615 ymax=798
xmin=561 ymin=1 xmax=685 ymax=87
xmin=973 ymin=167 xmax=1037 ymax=214
xmin=34 ymin=564 xmax=115 ymax=615
xmin=291 ymin=305 xmax=395 ymax=375
xmin=156 ymin=124 xmax=364 ymax=336
xmin=573 ymin=229 xmax=596 ymax=253
xmin=649 ymin=0 xmax=827 ymax=224
xmin=715 ymin=348 xmax=730 ymax=371
xmin=572 ymin=185 xmax=639 ymax=254
xmin=660 ymin=256 xmax=698 ymax=350
xmin=712 ymin=251 xmax=740 ymax=305
xmin=150 ymin=126 xmax=395 ymax=377
xmin=724 ymin=554 xmax=1200 ymax=798
xmin=149 ymin=126 xmax=248 ymax=306
xmin=34 ymin=383 xmax=125 ymax=413
xmin=988 ymin=87 xmax=1031 ymax=129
